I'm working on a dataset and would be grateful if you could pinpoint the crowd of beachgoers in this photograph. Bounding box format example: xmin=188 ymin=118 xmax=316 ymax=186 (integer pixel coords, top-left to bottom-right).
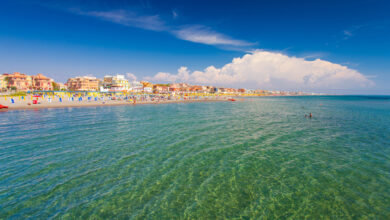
xmin=0 ymin=92 xmax=232 ymax=110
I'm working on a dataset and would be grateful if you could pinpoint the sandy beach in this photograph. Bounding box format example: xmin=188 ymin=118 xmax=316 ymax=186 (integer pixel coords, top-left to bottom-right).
xmin=0 ymin=95 xmax=231 ymax=110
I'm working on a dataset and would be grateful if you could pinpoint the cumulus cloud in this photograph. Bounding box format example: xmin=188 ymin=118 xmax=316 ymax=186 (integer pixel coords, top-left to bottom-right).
xmin=145 ymin=50 xmax=373 ymax=91
xmin=126 ymin=73 xmax=137 ymax=81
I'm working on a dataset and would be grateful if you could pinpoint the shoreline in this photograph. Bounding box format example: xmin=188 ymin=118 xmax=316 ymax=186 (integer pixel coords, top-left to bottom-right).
xmin=0 ymin=98 xmax=232 ymax=111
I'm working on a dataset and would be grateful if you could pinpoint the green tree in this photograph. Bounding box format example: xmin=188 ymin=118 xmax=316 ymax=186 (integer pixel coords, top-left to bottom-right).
xmin=52 ymin=82 xmax=60 ymax=91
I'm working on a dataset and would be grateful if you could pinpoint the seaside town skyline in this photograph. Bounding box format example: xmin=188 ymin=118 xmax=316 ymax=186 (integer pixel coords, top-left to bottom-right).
xmin=0 ymin=71 xmax=313 ymax=96
xmin=1 ymin=0 xmax=389 ymax=95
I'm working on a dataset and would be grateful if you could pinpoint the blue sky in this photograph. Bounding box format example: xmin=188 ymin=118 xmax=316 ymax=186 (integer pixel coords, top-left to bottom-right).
xmin=0 ymin=0 xmax=389 ymax=94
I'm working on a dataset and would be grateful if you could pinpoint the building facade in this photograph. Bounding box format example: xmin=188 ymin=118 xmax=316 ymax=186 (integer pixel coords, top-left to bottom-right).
xmin=153 ymin=85 xmax=169 ymax=93
xmin=57 ymin=83 xmax=67 ymax=90
xmin=129 ymin=80 xmax=143 ymax=92
xmin=2 ymin=72 xmax=33 ymax=91
xmin=66 ymin=76 xmax=100 ymax=91
xmin=33 ymin=73 xmax=53 ymax=91
xmin=0 ymin=74 xmax=7 ymax=91
xmin=102 ymin=75 xmax=129 ymax=91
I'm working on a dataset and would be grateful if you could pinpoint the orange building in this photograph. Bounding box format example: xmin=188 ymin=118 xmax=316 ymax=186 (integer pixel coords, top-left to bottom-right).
xmin=3 ymin=72 xmax=32 ymax=91
xmin=140 ymin=81 xmax=153 ymax=88
xmin=153 ymin=85 xmax=169 ymax=93
xmin=0 ymin=74 xmax=8 ymax=91
xmin=66 ymin=76 xmax=100 ymax=91
xmin=188 ymin=85 xmax=203 ymax=92
xmin=168 ymin=83 xmax=181 ymax=92
xmin=33 ymin=73 xmax=53 ymax=90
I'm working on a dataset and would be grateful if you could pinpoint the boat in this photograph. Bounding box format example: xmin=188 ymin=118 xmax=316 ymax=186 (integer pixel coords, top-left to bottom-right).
xmin=0 ymin=104 xmax=9 ymax=109
xmin=228 ymin=98 xmax=236 ymax=101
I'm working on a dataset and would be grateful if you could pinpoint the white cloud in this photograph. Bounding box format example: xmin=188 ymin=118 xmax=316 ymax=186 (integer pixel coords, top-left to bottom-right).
xmin=172 ymin=10 xmax=178 ymax=19
xmin=343 ymin=30 xmax=353 ymax=37
xmin=126 ymin=73 xmax=137 ymax=81
xmin=75 ymin=9 xmax=166 ymax=31
xmin=145 ymin=50 xmax=374 ymax=91
xmin=146 ymin=67 xmax=191 ymax=82
xmin=173 ymin=25 xmax=253 ymax=46
xmin=70 ymin=8 xmax=252 ymax=48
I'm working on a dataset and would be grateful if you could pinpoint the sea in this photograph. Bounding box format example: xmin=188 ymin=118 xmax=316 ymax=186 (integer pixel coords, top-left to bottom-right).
xmin=1 ymin=96 xmax=389 ymax=219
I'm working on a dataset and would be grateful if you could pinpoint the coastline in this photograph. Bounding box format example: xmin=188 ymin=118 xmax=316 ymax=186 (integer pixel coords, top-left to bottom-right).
xmin=0 ymin=97 xmax=232 ymax=111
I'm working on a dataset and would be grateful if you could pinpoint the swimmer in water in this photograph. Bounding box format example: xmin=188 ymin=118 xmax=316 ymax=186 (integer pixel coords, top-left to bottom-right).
xmin=305 ymin=113 xmax=313 ymax=118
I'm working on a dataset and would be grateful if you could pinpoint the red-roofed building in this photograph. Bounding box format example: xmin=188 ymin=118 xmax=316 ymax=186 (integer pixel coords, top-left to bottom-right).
xmin=189 ymin=85 xmax=203 ymax=92
xmin=168 ymin=83 xmax=181 ymax=92
xmin=3 ymin=72 xmax=32 ymax=91
xmin=153 ymin=85 xmax=169 ymax=93
xmin=33 ymin=73 xmax=53 ymax=90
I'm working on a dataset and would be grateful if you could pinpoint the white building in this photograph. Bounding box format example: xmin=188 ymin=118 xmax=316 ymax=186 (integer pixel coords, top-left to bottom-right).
xmin=102 ymin=75 xmax=129 ymax=91
xmin=129 ymin=80 xmax=144 ymax=92
xmin=143 ymin=87 xmax=153 ymax=93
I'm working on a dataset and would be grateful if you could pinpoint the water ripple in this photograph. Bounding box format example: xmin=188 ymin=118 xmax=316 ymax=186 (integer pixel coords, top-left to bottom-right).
xmin=0 ymin=97 xmax=389 ymax=219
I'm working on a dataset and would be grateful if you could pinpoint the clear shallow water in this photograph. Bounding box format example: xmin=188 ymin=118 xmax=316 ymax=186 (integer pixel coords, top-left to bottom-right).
xmin=0 ymin=96 xmax=389 ymax=219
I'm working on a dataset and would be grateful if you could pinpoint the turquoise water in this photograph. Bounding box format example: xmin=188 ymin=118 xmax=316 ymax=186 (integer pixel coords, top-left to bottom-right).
xmin=1 ymin=96 xmax=389 ymax=219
